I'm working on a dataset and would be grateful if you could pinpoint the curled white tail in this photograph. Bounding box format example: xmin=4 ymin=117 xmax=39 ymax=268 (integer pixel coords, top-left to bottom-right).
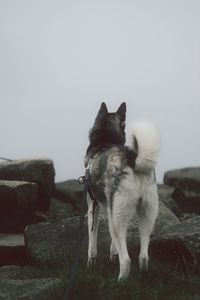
xmin=129 ymin=120 xmax=160 ymax=173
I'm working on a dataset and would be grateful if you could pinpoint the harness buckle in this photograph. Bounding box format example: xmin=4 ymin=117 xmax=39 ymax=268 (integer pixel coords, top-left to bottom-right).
xmin=78 ymin=176 xmax=85 ymax=185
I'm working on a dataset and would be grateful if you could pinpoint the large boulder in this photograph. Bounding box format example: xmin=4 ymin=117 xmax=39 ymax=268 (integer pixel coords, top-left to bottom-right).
xmin=171 ymin=187 xmax=200 ymax=215
xmin=0 ymin=234 xmax=28 ymax=266
xmin=46 ymin=198 xmax=77 ymax=221
xmin=0 ymin=278 xmax=62 ymax=300
xmin=54 ymin=180 xmax=83 ymax=212
xmin=0 ymin=159 xmax=55 ymax=211
xmin=157 ymin=184 xmax=180 ymax=217
xmin=25 ymin=201 xmax=179 ymax=264
xmin=164 ymin=167 xmax=200 ymax=193
xmin=25 ymin=217 xmax=88 ymax=264
xmin=153 ymin=201 xmax=180 ymax=234
xmin=150 ymin=216 xmax=200 ymax=268
xmin=0 ymin=180 xmax=37 ymax=232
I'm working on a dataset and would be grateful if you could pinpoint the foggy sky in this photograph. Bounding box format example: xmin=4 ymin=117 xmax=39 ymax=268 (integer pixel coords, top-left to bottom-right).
xmin=0 ymin=0 xmax=200 ymax=183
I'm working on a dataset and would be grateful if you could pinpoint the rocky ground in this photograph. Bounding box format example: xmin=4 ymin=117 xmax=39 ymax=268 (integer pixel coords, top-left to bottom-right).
xmin=0 ymin=159 xmax=200 ymax=299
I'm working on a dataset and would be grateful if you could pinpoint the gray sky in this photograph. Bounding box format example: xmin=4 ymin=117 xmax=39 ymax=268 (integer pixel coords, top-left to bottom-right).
xmin=0 ymin=0 xmax=200 ymax=183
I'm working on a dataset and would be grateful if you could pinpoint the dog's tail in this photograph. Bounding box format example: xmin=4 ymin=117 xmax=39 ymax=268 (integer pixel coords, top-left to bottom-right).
xmin=129 ymin=120 xmax=160 ymax=173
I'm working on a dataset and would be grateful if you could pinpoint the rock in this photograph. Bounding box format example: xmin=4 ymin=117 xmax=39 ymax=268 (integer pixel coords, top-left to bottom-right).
xmin=157 ymin=184 xmax=174 ymax=201
xmin=171 ymin=187 xmax=200 ymax=214
xmin=25 ymin=217 xmax=88 ymax=264
xmin=0 ymin=180 xmax=37 ymax=232
xmin=25 ymin=201 xmax=179 ymax=264
xmin=164 ymin=167 xmax=200 ymax=193
xmin=157 ymin=184 xmax=180 ymax=217
xmin=0 ymin=234 xmax=24 ymax=247
xmin=0 ymin=159 xmax=55 ymax=211
xmin=46 ymin=198 xmax=77 ymax=221
xmin=153 ymin=201 xmax=180 ymax=234
xmin=0 ymin=278 xmax=62 ymax=300
xmin=54 ymin=180 xmax=83 ymax=211
xmin=179 ymin=213 xmax=197 ymax=222
xmin=150 ymin=216 xmax=200 ymax=268
xmin=0 ymin=265 xmax=23 ymax=279
xmin=32 ymin=211 xmax=49 ymax=223
xmin=0 ymin=234 xmax=29 ymax=266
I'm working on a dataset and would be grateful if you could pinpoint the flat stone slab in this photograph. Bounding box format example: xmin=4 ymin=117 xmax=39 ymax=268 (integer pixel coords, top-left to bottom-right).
xmin=0 ymin=159 xmax=55 ymax=211
xmin=0 ymin=234 xmax=28 ymax=266
xmin=0 ymin=234 xmax=24 ymax=247
xmin=0 ymin=180 xmax=37 ymax=232
xmin=0 ymin=278 xmax=62 ymax=300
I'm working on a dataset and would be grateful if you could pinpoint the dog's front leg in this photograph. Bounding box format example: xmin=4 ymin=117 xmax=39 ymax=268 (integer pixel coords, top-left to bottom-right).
xmin=87 ymin=194 xmax=100 ymax=266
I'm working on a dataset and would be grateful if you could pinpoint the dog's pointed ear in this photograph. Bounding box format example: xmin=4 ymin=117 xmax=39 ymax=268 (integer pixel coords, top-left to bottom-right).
xmin=96 ymin=102 xmax=108 ymax=118
xmin=117 ymin=102 xmax=126 ymax=122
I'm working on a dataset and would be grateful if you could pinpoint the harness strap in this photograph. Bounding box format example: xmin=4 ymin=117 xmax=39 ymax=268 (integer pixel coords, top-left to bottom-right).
xmin=78 ymin=169 xmax=98 ymax=232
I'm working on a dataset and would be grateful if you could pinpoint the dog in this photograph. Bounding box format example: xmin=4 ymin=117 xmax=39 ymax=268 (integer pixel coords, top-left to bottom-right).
xmin=85 ymin=102 xmax=160 ymax=280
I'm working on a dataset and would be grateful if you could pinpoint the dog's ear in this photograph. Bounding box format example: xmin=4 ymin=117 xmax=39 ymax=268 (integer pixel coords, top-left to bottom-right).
xmin=117 ymin=102 xmax=126 ymax=122
xmin=96 ymin=102 xmax=108 ymax=118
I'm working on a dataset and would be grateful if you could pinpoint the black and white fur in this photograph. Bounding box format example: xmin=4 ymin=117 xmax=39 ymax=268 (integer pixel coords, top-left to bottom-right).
xmin=85 ymin=102 xmax=160 ymax=280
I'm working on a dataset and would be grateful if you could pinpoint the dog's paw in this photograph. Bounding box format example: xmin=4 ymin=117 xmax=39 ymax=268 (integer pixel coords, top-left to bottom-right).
xmin=118 ymin=258 xmax=131 ymax=280
xmin=87 ymin=256 xmax=97 ymax=267
xmin=139 ymin=257 xmax=148 ymax=271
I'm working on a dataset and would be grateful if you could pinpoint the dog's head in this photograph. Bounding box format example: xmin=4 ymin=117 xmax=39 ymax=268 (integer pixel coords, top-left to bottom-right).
xmin=88 ymin=102 xmax=126 ymax=148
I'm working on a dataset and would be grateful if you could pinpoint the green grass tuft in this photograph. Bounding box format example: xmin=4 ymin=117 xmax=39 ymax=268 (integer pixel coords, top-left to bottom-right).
xmin=66 ymin=259 xmax=200 ymax=300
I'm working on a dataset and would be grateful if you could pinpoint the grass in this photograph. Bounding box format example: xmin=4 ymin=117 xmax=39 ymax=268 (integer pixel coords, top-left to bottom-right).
xmin=66 ymin=257 xmax=200 ymax=300
xmin=6 ymin=252 xmax=200 ymax=300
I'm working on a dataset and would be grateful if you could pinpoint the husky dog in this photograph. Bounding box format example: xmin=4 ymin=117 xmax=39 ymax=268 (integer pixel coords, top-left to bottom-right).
xmin=85 ymin=102 xmax=160 ymax=280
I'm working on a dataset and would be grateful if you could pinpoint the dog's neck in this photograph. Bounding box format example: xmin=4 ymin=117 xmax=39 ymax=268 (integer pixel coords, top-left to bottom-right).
xmin=85 ymin=126 xmax=126 ymax=168
xmin=89 ymin=131 xmax=125 ymax=147
xmin=85 ymin=139 xmax=127 ymax=168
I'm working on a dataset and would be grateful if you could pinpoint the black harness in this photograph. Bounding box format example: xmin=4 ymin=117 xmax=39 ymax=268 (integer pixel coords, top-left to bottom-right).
xmin=78 ymin=166 xmax=98 ymax=231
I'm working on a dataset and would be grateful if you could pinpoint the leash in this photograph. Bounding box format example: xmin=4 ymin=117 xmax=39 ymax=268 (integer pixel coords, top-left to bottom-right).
xmin=79 ymin=172 xmax=98 ymax=232
xmin=0 ymin=157 xmax=13 ymax=162
xmin=63 ymin=169 xmax=89 ymax=300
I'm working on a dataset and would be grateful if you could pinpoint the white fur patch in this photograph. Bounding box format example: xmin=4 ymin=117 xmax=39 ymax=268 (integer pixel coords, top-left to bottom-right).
xmin=129 ymin=120 xmax=160 ymax=172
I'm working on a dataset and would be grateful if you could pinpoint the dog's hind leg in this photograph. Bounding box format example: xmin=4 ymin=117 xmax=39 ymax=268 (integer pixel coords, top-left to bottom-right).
xmin=110 ymin=240 xmax=118 ymax=263
xmin=87 ymin=194 xmax=100 ymax=266
xmin=137 ymin=184 xmax=158 ymax=271
xmin=108 ymin=197 xmax=131 ymax=280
